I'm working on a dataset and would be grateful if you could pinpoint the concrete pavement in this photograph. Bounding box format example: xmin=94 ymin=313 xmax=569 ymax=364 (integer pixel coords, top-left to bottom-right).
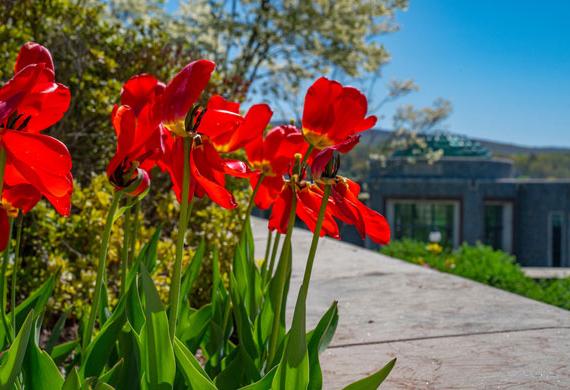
xmin=251 ymin=217 xmax=570 ymax=389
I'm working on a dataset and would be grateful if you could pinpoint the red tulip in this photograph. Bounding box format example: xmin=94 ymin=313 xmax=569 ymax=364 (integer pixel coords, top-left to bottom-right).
xmin=268 ymin=181 xmax=339 ymax=238
xmin=135 ymin=61 xmax=273 ymax=209
xmin=245 ymin=125 xmax=308 ymax=209
xmin=302 ymin=77 xmax=376 ymax=152
xmin=199 ymin=95 xmax=273 ymax=153
xmin=161 ymin=134 xmax=249 ymax=208
xmin=106 ymin=104 xmax=160 ymax=196
xmin=0 ymin=42 xmax=73 ymax=220
xmin=327 ymin=178 xmax=390 ymax=245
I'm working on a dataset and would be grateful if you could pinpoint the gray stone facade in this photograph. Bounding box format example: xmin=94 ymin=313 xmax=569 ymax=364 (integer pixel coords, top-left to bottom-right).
xmin=367 ymin=157 xmax=570 ymax=267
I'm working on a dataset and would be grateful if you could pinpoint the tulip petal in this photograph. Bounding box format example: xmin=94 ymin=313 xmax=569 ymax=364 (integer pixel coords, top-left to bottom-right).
xmin=190 ymin=143 xmax=236 ymax=209
xmin=3 ymin=131 xmax=73 ymax=198
xmin=14 ymin=42 xmax=54 ymax=74
xmin=158 ymin=60 xmax=215 ymax=123
xmin=121 ymin=74 xmax=165 ymax=115
xmin=269 ymin=185 xmax=293 ymax=234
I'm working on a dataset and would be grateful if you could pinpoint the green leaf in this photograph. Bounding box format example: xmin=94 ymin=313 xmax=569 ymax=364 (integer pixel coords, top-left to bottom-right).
xmin=140 ymin=265 xmax=175 ymax=389
xmin=239 ymin=366 xmax=278 ymax=390
xmin=0 ymin=310 xmax=34 ymax=388
xmin=99 ymin=278 xmax=111 ymax=326
xmin=94 ymin=381 xmax=115 ymax=390
xmin=62 ymin=367 xmax=82 ymax=390
xmin=13 ymin=275 xmax=56 ymax=329
xmin=173 ymin=337 xmax=216 ymax=390
xmin=51 ymin=340 xmax=79 ymax=365
xmin=177 ymin=304 xmax=212 ymax=349
xmin=271 ymin=260 xmax=310 ymax=389
xmin=342 ymin=358 xmax=397 ymax=390
xmin=126 ymin=278 xmax=145 ymax=335
xmin=139 ymin=227 xmax=161 ymax=274
xmin=80 ymin=298 xmax=127 ymax=379
xmin=307 ymin=301 xmax=339 ymax=390
xmin=45 ymin=310 xmax=69 ymax=354
xmin=114 ymin=326 xmax=142 ymax=390
xmin=22 ymin=317 xmax=64 ymax=390
xmin=229 ymin=273 xmax=258 ymax=360
xmin=180 ymin=238 xmax=205 ymax=301
xmin=214 ymin=346 xmax=260 ymax=390
xmin=98 ymin=358 xmax=124 ymax=388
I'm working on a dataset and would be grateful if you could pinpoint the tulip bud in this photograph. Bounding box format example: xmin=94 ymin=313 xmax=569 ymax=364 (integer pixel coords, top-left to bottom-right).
xmin=311 ymin=148 xmax=340 ymax=181
xmin=123 ymin=168 xmax=150 ymax=198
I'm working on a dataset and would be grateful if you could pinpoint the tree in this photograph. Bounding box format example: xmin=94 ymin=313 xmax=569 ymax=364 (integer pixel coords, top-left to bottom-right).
xmin=1 ymin=0 xmax=409 ymax=180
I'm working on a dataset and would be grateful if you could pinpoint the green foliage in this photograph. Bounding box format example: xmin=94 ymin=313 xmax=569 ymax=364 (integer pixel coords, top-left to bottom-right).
xmin=1 ymin=0 xmax=408 ymax=182
xmin=510 ymin=152 xmax=570 ymax=178
xmin=14 ymin=174 xmax=246 ymax=321
xmin=0 ymin=0 xmax=196 ymax=180
xmin=381 ymin=239 xmax=570 ymax=310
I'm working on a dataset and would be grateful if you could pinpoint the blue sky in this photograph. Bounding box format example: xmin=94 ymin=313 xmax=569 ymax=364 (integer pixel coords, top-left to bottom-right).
xmin=376 ymin=0 xmax=570 ymax=147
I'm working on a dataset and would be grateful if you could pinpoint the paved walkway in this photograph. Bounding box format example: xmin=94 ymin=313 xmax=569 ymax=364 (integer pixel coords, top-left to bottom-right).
xmin=523 ymin=267 xmax=570 ymax=279
xmin=251 ymin=217 xmax=570 ymax=389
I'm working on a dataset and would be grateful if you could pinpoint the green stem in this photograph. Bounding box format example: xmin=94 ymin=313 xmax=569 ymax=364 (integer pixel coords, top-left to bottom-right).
xmin=10 ymin=212 xmax=23 ymax=339
xmin=83 ymin=191 xmax=122 ymax=349
xmin=284 ymin=185 xmax=331 ymax=364
xmin=267 ymin=232 xmax=281 ymax=280
xmin=120 ymin=206 xmax=131 ymax=297
xmin=0 ymin=217 xmax=13 ymax=342
xmin=267 ymin=185 xmax=297 ymax=365
xmin=168 ymin=136 xmax=192 ymax=340
xmin=262 ymin=230 xmax=273 ymax=274
xmin=295 ymin=185 xmax=331 ymax=310
xmin=240 ymin=173 xmax=265 ymax=241
xmin=129 ymin=201 xmax=141 ymax=267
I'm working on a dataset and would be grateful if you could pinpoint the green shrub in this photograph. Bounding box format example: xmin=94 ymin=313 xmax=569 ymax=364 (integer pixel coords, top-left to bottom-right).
xmin=14 ymin=173 xmax=247 ymax=321
xmin=381 ymin=240 xmax=570 ymax=310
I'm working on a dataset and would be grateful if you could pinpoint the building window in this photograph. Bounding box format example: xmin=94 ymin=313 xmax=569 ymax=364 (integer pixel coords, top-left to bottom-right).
xmin=484 ymin=202 xmax=513 ymax=253
xmin=549 ymin=212 xmax=564 ymax=267
xmin=386 ymin=200 xmax=460 ymax=247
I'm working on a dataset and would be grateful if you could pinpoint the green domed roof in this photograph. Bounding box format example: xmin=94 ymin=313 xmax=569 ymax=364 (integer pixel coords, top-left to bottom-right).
xmin=392 ymin=132 xmax=491 ymax=158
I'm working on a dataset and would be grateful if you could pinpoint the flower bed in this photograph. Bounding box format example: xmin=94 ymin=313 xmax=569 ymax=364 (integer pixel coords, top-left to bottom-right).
xmin=0 ymin=42 xmax=395 ymax=389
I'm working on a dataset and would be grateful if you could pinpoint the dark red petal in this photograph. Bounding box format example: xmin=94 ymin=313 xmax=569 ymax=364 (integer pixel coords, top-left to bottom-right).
xmin=360 ymin=204 xmax=391 ymax=245
xmin=310 ymin=148 xmax=334 ymax=179
xmin=331 ymin=134 xmax=360 ymax=153
xmin=0 ymin=210 xmax=9 ymax=252
xmin=15 ymin=42 xmax=54 ymax=74
xmin=0 ymin=64 xmax=55 ymax=125
xmin=252 ymin=174 xmax=284 ymax=209
xmin=121 ymin=74 xmax=165 ymax=115
xmin=268 ymin=185 xmax=293 ymax=234
xmin=3 ymin=184 xmax=41 ymax=214
xmin=17 ymin=82 xmax=71 ymax=133
xmin=297 ymin=186 xmax=339 ymax=238
xmin=3 ymin=131 xmax=73 ymax=197
xmin=43 ymin=184 xmax=72 ymax=216
xmin=190 ymin=145 xmax=236 ymax=209
xmin=158 ymin=60 xmax=215 ymax=123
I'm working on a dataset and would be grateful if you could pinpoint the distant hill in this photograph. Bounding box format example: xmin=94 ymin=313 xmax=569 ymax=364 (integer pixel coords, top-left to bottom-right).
xmin=363 ymin=129 xmax=570 ymax=156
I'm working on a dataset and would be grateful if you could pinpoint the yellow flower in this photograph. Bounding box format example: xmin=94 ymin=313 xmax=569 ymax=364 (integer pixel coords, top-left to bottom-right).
xmin=426 ymin=243 xmax=443 ymax=254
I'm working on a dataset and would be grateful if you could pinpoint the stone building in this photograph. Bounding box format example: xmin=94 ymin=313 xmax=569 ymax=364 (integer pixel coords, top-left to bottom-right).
xmin=367 ymin=133 xmax=570 ymax=267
